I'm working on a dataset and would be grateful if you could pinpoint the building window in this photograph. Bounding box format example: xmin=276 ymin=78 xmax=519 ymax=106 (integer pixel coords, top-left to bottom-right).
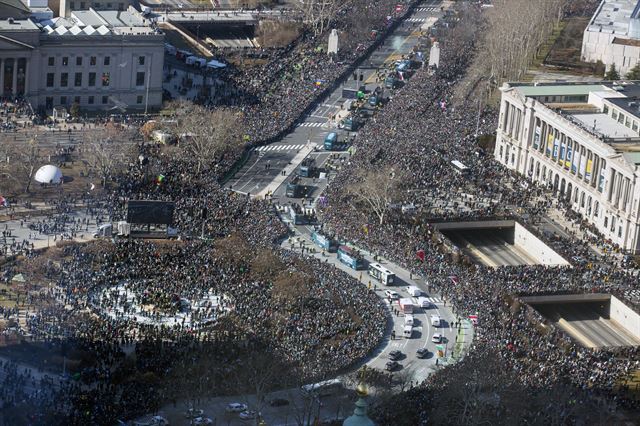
xmin=103 ymin=56 xmax=110 ymax=66
xmin=604 ymin=216 xmax=609 ymax=228
xmin=612 ymin=110 xmax=618 ymax=120
xmin=80 ymin=2 xmax=85 ymax=8
xmin=138 ymin=56 xmax=145 ymax=66
xmin=619 ymin=226 xmax=623 ymax=238
xmin=633 ymin=121 xmax=638 ymax=132
xmin=102 ymin=95 xmax=108 ymax=104
xmin=88 ymin=72 xmax=96 ymax=87
xmin=603 ymin=104 xmax=609 ymax=114
xmin=45 ymin=97 xmax=53 ymax=109
xmin=74 ymin=96 xmax=80 ymax=105
xmin=46 ymin=73 xmax=54 ymax=88
xmin=106 ymin=2 xmax=112 ymax=7
xmin=136 ymin=72 xmax=145 ymax=86
xmin=90 ymin=56 xmax=96 ymax=66
xmin=74 ymin=72 xmax=82 ymax=87
xmin=60 ymin=96 xmax=67 ymax=105
xmin=618 ymin=113 xmax=624 ymax=124
xmin=101 ymin=72 xmax=110 ymax=87
xmin=88 ymin=95 xmax=94 ymax=105
xmin=76 ymin=57 xmax=82 ymax=66
xmin=60 ymin=73 xmax=68 ymax=87
xmin=62 ymin=57 xmax=69 ymax=66
xmin=70 ymin=1 xmax=75 ymax=8
xmin=611 ymin=216 xmax=616 ymax=232
xmin=626 ymin=117 xmax=631 ymax=128
xmin=48 ymin=57 xmax=54 ymax=66
xmin=137 ymin=95 xmax=143 ymax=104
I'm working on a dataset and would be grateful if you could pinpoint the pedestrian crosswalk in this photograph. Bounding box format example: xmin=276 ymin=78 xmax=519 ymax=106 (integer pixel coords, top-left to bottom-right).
xmin=416 ymin=6 xmax=439 ymax=12
xmin=298 ymin=122 xmax=325 ymax=128
xmin=254 ymin=144 xmax=312 ymax=152
xmin=406 ymin=17 xmax=428 ymax=22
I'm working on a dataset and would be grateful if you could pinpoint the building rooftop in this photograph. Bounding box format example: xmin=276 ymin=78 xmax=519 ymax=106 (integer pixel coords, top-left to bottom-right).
xmin=586 ymin=0 xmax=640 ymax=36
xmin=571 ymin=112 xmax=638 ymax=138
xmin=515 ymin=84 xmax=611 ymax=97
xmin=35 ymin=8 xmax=161 ymax=37
xmin=0 ymin=18 xmax=38 ymax=30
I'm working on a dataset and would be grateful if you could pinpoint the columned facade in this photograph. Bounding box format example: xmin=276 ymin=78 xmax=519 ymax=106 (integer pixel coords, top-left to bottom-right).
xmin=495 ymin=83 xmax=640 ymax=253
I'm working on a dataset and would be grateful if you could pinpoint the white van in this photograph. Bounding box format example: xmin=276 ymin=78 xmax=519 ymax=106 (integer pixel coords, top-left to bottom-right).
xmin=404 ymin=314 xmax=414 ymax=326
xmin=430 ymin=314 xmax=441 ymax=327
xmin=407 ymin=286 xmax=422 ymax=297
xmin=417 ymin=297 xmax=430 ymax=309
xmin=403 ymin=325 xmax=413 ymax=338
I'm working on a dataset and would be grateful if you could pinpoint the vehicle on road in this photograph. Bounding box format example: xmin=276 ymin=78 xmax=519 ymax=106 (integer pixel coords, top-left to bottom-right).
xmin=368 ymin=262 xmax=395 ymax=285
xmin=403 ymin=325 xmax=413 ymax=338
xmin=416 ymin=348 xmax=430 ymax=359
xmin=311 ymin=231 xmax=338 ymax=252
xmin=430 ymin=314 xmax=441 ymax=327
xmin=404 ymin=314 xmax=414 ymax=326
xmin=184 ymin=408 xmax=204 ymax=419
xmin=226 ymin=403 xmax=248 ymax=413
xmin=133 ymin=416 xmax=168 ymax=426
xmin=451 ymin=159 xmax=470 ymax=175
xmin=324 ymin=132 xmax=338 ymax=150
xmin=385 ymin=361 xmax=400 ymax=371
xmin=384 ymin=289 xmax=400 ymax=300
xmin=407 ymin=286 xmax=422 ymax=297
xmin=239 ymin=411 xmax=257 ymax=420
xmin=337 ymin=245 xmax=365 ymax=270
xmin=418 ymin=296 xmax=431 ymax=309
xmin=269 ymin=398 xmax=290 ymax=407
xmin=301 ymin=378 xmax=343 ymax=397
xmin=399 ymin=298 xmax=414 ymax=314
xmin=432 ymin=333 xmax=443 ymax=343
xmin=298 ymin=158 xmax=316 ymax=178
xmin=384 ymin=75 xmax=398 ymax=89
xmin=388 ymin=350 xmax=402 ymax=361
xmin=193 ymin=417 xmax=213 ymax=425
xmin=285 ymin=177 xmax=306 ymax=198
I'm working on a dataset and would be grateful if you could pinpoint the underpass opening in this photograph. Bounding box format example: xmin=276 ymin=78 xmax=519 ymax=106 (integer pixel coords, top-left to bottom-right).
xmin=433 ymin=220 xmax=569 ymax=267
xmin=520 ymin=294 xmax=640 ymax=349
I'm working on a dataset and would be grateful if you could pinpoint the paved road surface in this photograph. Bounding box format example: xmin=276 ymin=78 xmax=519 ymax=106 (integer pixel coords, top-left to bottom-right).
xmin=445 ymin=228 xmax=538 ymax=267
xmin=228 ymin=0 xmax=445 ymax=197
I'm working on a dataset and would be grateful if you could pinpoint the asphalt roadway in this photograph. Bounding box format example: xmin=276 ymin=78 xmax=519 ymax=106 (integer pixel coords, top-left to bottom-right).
xmin=227 ymin=0 xmax=445 ymax=198
xmin=444 ymin=228 xmax=539 ymax=267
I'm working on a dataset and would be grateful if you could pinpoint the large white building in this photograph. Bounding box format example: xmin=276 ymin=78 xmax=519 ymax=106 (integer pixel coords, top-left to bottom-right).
xmin=494 ymin=81 xmax=640 ymax=253
xmin=0 ymin=5 xmax=164 ymax=112
xmin=582 ymin=0 xmax=640 ymax=76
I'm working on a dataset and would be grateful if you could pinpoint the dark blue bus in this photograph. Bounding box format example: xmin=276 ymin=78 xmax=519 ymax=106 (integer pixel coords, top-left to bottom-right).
xmin=311 ymin=232 xmax=337 ymax=252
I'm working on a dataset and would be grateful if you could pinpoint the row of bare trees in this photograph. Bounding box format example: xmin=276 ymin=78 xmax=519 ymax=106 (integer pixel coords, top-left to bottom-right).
xmin=457 ymin=0 xmax=567 ymax=101
xmin=295 ymin=0 xmax=350 ymax=36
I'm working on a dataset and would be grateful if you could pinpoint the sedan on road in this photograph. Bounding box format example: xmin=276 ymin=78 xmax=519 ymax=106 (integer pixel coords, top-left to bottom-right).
xmin=385 ymin=361 xmax=400 ymax=371
xmin=431 ymin=333 xmax=443 ymax=343
xmin=239 ymin=410 xmax=258 ymax=420
xmin=416 ymin=348 xmax=430 ymax=359
xmin=388 ymin=350 xmax=402 ymax=361
xmin=384 ymin=290 xmax=400 ymax=300
xmin=226 ymin=403 xmax=248 ymax=413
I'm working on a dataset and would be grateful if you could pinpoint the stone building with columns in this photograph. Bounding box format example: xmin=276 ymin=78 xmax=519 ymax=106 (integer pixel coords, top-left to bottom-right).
xmin=0 ymin=6 xmax=164 ymax=112
xmin=494 ymin=81 xmax=640 ymax=253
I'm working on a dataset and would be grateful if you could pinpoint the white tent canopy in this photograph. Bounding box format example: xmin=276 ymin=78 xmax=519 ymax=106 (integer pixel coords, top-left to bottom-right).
xmin=206 ymin=59 xmax=227 ymax=69
xmin=34 ymin=165 xmax=63 ymax=184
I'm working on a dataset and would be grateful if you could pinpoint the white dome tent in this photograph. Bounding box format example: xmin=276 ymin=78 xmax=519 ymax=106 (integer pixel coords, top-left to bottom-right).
xmin=34 ymin=165 xmax=63 ymax=184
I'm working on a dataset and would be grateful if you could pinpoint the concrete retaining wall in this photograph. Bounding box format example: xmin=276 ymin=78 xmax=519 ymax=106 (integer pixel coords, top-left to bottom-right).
xmin=513 ymin=222 xmax=569 ymax=266
xmin=432 ymin=220 xmax=515 ymax=231
xmin=610 ymin=295 xmax=640 ymax=338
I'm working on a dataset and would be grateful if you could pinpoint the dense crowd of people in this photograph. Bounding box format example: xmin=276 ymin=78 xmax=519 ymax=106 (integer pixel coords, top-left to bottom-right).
xmin=317 ymin=3 xmax=640 ymax=423
xmin=1 ymin=0 xmax=639 ymax=424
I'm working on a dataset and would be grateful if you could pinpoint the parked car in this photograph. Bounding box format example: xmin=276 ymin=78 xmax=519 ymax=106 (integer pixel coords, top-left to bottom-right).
xmin=388 ymin=350 xmax=402 ymax=361
xmin=226 ymin=403 xmax=248 ymax=413
xmin=432 ymin=333 xmax=443 ymax=343
xmin=416 ymin=348 xmax=430 ymax=359
xmin=384 ymin=290 xmax=400 ymax=299
xmin=192 ymin=417 xmax=213 ymax=426
xmin=239 ymin=410 xmax=257 ymax=420
xmin=385 ymin=361 xmax=400 ymax=371
xmin=184 ymin=409 xmax=204 ymax=419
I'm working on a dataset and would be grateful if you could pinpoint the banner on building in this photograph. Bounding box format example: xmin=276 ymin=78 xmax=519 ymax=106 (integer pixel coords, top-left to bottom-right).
xmin=599 ymin=164 xmax=606 ymax=192
xmin=533 ymin=126 xmax=541 ymax=149
xmin=585 ymin=159 xmax=593 ymax=180
xmin=552 ymin=135 xmax=560 ymax=159
xmin=546 ymin=133 xmax=554 ymax=156
xmin=565 ymin=145 xmax=572 ymax=168
xmin=579 ymin=155 xmax=587 ymax=177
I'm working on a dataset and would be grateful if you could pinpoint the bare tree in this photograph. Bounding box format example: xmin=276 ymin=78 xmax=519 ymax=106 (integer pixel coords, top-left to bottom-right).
xmin=3 ymin=137 xmax=43 ymax=194
xmin=348 ymin=168 xmax=404 ymax=225
xmin=170 ymin=102 xmax=244 ymax=174
xmin=85 ymin=138 xmax=127 ymax=188
xmin=295 ymin=0 xmax=347 ymax=36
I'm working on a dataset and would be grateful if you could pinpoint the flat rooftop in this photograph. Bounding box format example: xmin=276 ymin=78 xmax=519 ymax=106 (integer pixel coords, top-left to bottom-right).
xmin=570 ymin=112 xmax=638 ymax=138
xmin=586 ymin=0 xmax=639 ymax=36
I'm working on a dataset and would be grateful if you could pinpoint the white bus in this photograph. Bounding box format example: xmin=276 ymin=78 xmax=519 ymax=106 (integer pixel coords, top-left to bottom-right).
xmin=368 ymin=263 xmax=395 ymax=285
xmin=451 ymin=160 xmax=470 ymax=175
xmin=301 ymin=379 xmax=342 ymax=397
